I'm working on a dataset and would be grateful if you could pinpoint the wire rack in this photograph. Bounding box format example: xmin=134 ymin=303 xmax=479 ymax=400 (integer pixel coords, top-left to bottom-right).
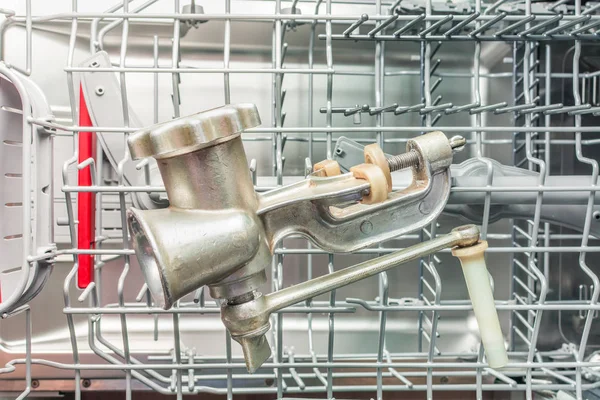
xmin=1 ymin=0 xmax=600 ymax=399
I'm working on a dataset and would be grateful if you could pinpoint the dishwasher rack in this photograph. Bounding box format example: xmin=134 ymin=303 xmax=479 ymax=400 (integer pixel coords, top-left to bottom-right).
xmin=1 ymin=0 xmax=600 ymax=399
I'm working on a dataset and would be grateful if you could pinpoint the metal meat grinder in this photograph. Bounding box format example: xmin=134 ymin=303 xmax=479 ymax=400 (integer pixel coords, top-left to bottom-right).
xmin=126 ymin=104 xmax=507 ymax=373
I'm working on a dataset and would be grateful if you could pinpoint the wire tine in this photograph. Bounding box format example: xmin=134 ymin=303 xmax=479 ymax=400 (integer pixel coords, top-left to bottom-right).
xmin=369 ymin=103 xmax=398 ymax=115
xmin=345 ymin=104 xmax=369 ymax=116
xmin=368 ymin=14 xmax=399 ymax=36
xmin=513 ymin=259 xmax=540 ymax=281
xmin=514 ymin=309 xmax=535 ymax=332
xmin=484 ymin=368 xmax=518 ymax=386
xmin=430 ymin=41 xmax=443 ymax=59
xmin=584 ymin=367 xmax=600 ymax=381
xmin=135 ymin=159 xmax=149 ymax=170
xmin=395 ymin=102 xmax=425 ymax=114
xmin=470 ymin=12 xmax=507 ymax=36
xmin=343 ymin=13 xmax=369 ymax=36
xmin=304 ymin=157 xmax=312 ymax=177
xmin=528 ymin=78 xmax=540 ymax=90
xmin=469 ymin=101 xmax=507 ymax=114
xmin=319 ymin=107 xmax=349 ymax=113
xmin=445 ymin=102 xmax=479 ymax=114
xmin=518 ymin=103 xmax=563 ymax=114
xmin=422 ymin=278 xmax=437 ymax=298
xmin=513 ymin=326 xmax=532 ymax=345
xmin=430 ymin=59 xmax=441 ymax=76
xmin=583 ymin=2 xmax=600 ymax=15
xmin=420 ymin=15 xmax=453 ymax=36
xmin=431 ymin=113 xmax=442 ymax=126
xmin=541 ymin=368 xmax=577 ymax=387
xmin=388 ymin=367 xmax=414 ymax=388
xmin=544 ymin=104 xmax=591 ymax=115
xmin=571 ymin=19 xmax=600 ymax=34
xmin=249 ymin=158 xmax=258 ymax=185
xmin=187 ymin=349 xmax=195 ymax=393
xmin=281 ymin=89 xmax=287 ymax=109
xmin=193 ymin=286 xmax=204 ymax=305
xmin=393 ymin=14 xmax=425 ymax=36
xmin=419 ymin=102 xmax=453 ymax=114
xmin=430 ymin=77 xmax=443 ymax=93
xmin=78 ymin=282 xmax=96 ymax=302
xmin=545 ymin=15 xmax=591 ymax=35
xmin=389 ymin=0 xmax=403 ymax=13
xmin=281 ymin=43 xmax=288 ymax=65
xmin=518 ymin=15 xmax=563 ymax=36
xmin=515 ymin=91 xmax=526 ymax=104
xmin=135 ymin=284 xmax=149 ymax=302
xmin=513 ymin=294 xmax=537 ymax=317
xmin=568 ymin=105 xmax=600 ymax=115
xmin=529 ymin=60 xmax=540 ymax=73
xmin=495 ymin=15 xmax=536 ymax=36
xmin=286 ymin=348 xmax=306 ymax=390
xmin=548 ymin=0 xmax=569 ymax=11
xmin=494 ymin=102 xmax=536 ymax=114
xmin=513 ymin=276 xmax=538 ymax=299
xmin=444 ymin=12 xmax=480 ymax=36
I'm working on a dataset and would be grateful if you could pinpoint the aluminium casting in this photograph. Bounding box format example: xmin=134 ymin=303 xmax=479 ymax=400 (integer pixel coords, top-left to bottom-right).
xmin=126 ymin=103 xmax=502 ymax=372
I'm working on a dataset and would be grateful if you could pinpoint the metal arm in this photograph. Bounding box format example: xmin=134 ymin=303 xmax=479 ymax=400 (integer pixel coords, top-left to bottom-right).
xmin=220 ymin=224 xmax=502 ymax=373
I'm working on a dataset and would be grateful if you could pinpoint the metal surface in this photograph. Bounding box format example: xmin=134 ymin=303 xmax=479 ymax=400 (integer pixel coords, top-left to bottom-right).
xmin=1 ymin=0 xmax=600 ymax=398
xmin=127 ymin=105 xmax=465 ymax=371
xmin=127 ymin=104 xmax=269 ymax=309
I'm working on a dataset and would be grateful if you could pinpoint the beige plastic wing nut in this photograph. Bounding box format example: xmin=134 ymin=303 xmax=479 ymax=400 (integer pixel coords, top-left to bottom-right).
xmin=364 ymin=143 xmax=392 ymax=192
xmin=350 ymin=163 xmax=388 ymax=204
xmin=313 ymin=159 xmax=342 ymax=177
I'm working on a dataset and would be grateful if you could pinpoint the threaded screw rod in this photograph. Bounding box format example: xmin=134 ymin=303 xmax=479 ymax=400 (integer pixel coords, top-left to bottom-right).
xmin=386 ymin=135 xmax=466 ymax=172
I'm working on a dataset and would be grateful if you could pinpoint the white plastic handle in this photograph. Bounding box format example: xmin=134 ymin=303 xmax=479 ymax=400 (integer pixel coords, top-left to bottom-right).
xmin=452 ymin=241 xmax=508 ymax=369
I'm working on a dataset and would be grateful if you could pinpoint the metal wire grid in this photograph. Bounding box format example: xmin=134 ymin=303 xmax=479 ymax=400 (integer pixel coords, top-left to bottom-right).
xmin=1 ymin=0 xmax=600 ymax=399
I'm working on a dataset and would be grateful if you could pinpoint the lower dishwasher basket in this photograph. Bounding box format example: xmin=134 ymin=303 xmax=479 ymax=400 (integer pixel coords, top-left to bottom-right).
xmin=1 ymin=0 xmax=600 ymax=399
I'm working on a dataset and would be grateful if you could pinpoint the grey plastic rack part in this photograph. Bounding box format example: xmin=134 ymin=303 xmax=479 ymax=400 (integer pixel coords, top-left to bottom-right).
xmin=0 ymin=64 xmax=54 ymax=316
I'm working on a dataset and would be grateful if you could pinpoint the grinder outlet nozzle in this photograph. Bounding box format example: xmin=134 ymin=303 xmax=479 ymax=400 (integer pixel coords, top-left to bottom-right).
xmin=237 ymin=334 xmax=271 ymax=374
xmin=452 ymin=241 xmax=508 ymax=369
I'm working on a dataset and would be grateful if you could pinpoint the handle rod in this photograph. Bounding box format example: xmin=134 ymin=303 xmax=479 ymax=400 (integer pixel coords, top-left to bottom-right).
xmin=266 ymin=225 xmax=480 ymax=312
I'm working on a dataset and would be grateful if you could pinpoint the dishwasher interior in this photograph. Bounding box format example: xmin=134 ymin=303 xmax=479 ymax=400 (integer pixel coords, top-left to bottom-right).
xmin=1 ymin=0 xmax=600 ymax=398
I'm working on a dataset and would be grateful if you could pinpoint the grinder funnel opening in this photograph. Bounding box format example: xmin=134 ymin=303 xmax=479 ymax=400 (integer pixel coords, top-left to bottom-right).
xmin=127 ymin=209 xmax=170 ymax=309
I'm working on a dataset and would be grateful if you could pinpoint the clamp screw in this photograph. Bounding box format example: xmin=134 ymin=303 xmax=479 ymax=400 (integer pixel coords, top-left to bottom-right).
xmin=387 ymin=150 xmax=420 ymax=172
xmin=386 ymin=135 xmax=465 ymax=172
